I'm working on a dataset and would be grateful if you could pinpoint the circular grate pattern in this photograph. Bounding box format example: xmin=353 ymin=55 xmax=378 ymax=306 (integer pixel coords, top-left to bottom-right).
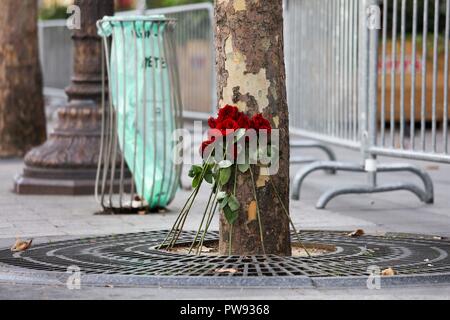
xmin=1 ymin=230 xmax=450 ymax=280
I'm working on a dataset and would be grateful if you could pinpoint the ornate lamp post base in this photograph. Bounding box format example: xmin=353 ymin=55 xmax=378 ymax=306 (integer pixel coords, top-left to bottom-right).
xmin=14 ymin=0 xmax=114 ymax=195
xmin=15 ymin=168 xmax=99 ymax=195
xmin=14 ymin=100 xmax=103 ymax=195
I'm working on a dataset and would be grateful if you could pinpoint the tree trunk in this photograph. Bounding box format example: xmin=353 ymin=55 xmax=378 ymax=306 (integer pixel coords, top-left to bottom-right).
xmin=216 ymin=0 xmax=291 ymax=256
xmin=0 ymin=0 xmax=46 ymax=158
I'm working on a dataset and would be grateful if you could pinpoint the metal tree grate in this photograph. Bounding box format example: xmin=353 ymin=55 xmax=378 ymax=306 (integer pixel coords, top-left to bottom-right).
xmin=1 ymin=230 xmax=450 ymax=279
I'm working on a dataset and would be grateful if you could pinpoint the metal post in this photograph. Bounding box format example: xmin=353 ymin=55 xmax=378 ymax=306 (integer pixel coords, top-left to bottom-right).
xmin=367 ymin=0 xmax=380 ymax=187
xmin=358 ymin=0 xmax=370 ymax=162
xmin=137 ymin=0 xmax=146 ymax=14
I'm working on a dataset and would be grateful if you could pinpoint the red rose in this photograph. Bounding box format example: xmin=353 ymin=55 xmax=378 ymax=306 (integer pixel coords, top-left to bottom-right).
xmin=236 ymin=112 xmax=251 ymax=129
xmin=207 ymin=128 xmax=222 ymax=140
xmin=251 ymin=114 xmax=272 ymax=133
xmin=201 ymin=107 xmax=269 ymax=158
xmin=200 ymin=138 xmax=216 ymax=157
xmin=217 ymin=118 xmax=239 ymax=135
xmin=218 ymin=105 xmax=239 ymax=121
xmin=208 ymin=117 xmax=217 ymax=129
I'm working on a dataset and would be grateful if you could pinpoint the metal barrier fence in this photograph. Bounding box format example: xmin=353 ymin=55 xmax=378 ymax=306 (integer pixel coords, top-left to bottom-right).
xmin=285 ymin=0 xmax=361 ymax=150
xmin=39 ymin=3 xmax=215 ymax=117
xmin=374 ymin=0 xmax=450 ymax=162
xmin=285 ymin=0 xmax=440 ymax=208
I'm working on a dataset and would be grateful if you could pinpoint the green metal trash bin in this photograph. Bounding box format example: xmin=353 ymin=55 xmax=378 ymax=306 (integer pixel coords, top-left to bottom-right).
xmin=96 ymin=16 xmax=183 ymax=213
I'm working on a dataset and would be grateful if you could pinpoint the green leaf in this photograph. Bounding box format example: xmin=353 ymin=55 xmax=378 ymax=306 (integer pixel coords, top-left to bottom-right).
xmin=219 ymin=167 xmax=232 ymax=186
xmin=204 ymin=173 xmax=213 ymax=184
xmin=218 ymin=160 xmax=233 ymax=169
xmin=228 ymin=195 xmax=240 ymax=212
xmin=192 ymin=174 xmax=202 ymax=189
xmin=219 ymin=195 xmax=229 ymax=209
xmin=224 ymin=206 xmax=239 ymax=225
xmin=188 ymin=165 xmax=203 ymax=178
xmin=238 ymin=163 xmax=250 ymax=173
xmin=206 ymin=163 xmax=215 ymax=172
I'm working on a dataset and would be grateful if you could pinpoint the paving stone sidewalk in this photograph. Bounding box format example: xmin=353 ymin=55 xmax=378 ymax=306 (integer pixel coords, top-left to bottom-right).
xmin=1 ymin=283 xmax=450 ymax=300
xmin=2 ymin=145 xmax=450 ymax=240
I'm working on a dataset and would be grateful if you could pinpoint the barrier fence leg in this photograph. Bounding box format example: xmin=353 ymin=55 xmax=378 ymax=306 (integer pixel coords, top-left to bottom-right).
xmin=291 ymin=160 xmax=434 ymax=209
xmin=290 ymin=140 xmax=337 ymax=174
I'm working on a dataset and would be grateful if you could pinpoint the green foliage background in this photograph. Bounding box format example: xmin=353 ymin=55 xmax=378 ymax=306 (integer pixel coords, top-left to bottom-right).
xmin=148 ymin=0 xmax=212 ymax=8
xmin=39 ymin=4 xmax=68 ymax=20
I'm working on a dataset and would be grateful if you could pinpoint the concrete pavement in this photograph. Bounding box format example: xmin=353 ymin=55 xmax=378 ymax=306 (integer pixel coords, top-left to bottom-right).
xmin=2 ymin=145 xmax=450 ymax=240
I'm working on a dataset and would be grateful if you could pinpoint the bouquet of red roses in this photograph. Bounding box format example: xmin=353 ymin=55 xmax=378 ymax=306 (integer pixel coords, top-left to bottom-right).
xmin=200 ymin=105 xmax=272 ymax=159
xmin=160 ymin=105 xmax=305 ymax=256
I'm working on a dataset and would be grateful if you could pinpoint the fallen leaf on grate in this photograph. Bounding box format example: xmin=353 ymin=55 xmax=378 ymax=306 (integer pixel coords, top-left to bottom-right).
xmin=381 ymin=267 xmax=396 ymax=276
xmin=247 ymin=201 xmax=257 ymax=222
xmin=11 ymin=239 xmax=33 ymax=252
xmin=200 ymin=246 xmax=213 ymax=253
xmin=348 ymin=229 xmax=365 ymax=238
xmin=215 ymin=268 xmax=238 ymax=274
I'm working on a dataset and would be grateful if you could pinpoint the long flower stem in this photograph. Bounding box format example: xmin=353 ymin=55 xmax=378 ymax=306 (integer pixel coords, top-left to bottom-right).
xmin=195 ymin=188 xmax=218 ymax=254
xmin=205 ymin=201 xmax=218 ymax=231
xmin=233 ymin=164 xmax=238 ymax=194
xmin=197 ymin=193 xmax=219 ymax=255
xmin=249 ymin=165 xmax=266 ymax=255
xmin=189 ymin=185 xmax=216 ymax=253
xmin=168 ymin=186 xmax=199 ymax=248
xmin=163 ymin=183 xmax=202 ymax=248
xmin=269 ymin=177 xmax=311 ymax=258
xmin=228 ymin=224 xmax=233 ymax=256
xmin=229 ymin=164 xmax=239 ymax=255
xmin=196 ymin=180 xmax=223 ymax=254
xmin=162 ymin=154 xmax=213 ymax=249
xmin=159 ymin=187 xmax=198 ymax=249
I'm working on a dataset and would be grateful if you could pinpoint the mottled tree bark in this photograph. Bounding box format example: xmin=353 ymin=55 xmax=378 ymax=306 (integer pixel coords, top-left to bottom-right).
xmin=0 ymin=0 xmax=46 ymax=158
xmin=216 ymin=0 xmax=291 ymax=256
